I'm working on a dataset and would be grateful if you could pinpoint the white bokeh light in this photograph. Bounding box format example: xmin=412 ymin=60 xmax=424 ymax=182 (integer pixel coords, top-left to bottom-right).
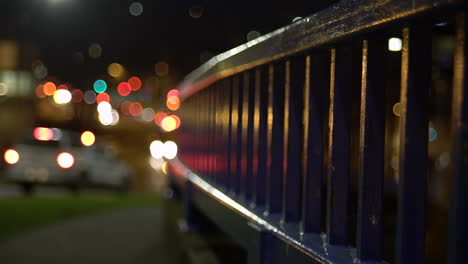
xmin=150 ymin=140 xmax=165 ymax=159
xmin=163 ymin=141 xmax=178 ymax=160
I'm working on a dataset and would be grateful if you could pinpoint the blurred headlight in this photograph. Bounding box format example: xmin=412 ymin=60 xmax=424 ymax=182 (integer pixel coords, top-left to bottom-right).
xmin=4 ymin=149 xmax=19 ymax=164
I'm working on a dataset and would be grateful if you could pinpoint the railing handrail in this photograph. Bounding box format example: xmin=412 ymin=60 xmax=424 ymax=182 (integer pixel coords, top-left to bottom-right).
xmin=177 ymin=0 xmax=459 ymax=100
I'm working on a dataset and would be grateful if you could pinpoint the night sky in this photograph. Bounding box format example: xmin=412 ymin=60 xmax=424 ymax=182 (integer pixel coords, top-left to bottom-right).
xmin=1 ymin=0 xmax=336 ymax=87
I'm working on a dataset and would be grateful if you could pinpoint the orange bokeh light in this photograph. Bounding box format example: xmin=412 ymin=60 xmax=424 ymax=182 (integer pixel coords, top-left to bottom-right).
xmin=43 ymin=82 xmax=56 ymax=96
xmin=36 ymin=84 xmax=46 ymax=98
xmin=96 ymin=92 xmax=110 ymax=103
xmin=154 ymin=111 xmax=167 ymax=126
xmin=166 ymin=95 xmax=180 ymax=111
xmin=128 ymin=77 xmax=142 ymax=91
xmin=129 ymin=102 xmax=143 ymax=116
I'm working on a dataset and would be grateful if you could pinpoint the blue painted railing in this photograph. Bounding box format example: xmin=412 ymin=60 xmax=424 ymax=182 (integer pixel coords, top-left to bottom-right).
xmin=169 ymin=0 xmax=468 ymax=263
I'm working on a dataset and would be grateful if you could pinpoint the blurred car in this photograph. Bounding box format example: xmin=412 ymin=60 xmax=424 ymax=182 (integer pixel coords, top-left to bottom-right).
xmin=2 ymin=127 xmax=130 ymax=194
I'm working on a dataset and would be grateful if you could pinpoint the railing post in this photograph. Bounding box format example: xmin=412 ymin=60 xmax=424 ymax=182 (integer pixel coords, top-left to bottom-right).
xmin=356 ymin=38 xmax=386 ymax=261
xmin=448 ymin=12 xmax=468 ymax=264
xmin=326 ymin=47 xmax=353 ymax=246
xmin=396 ymin=24 xmax=431 ymax=264
xmin=267 ymin=62 xmax=285 ymax=214
xmin=302 ymin=52 xmax=329 ymax=234
xmin=282 ymin=56 xmax=305 ymax=224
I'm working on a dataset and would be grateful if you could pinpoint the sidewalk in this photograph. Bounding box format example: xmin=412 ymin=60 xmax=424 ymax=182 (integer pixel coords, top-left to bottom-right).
xmin=0 ymin=206 xmax=187 ymax=264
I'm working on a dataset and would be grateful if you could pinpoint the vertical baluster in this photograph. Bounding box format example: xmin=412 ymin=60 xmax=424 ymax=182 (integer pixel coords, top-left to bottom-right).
xmin=245 ymin=71 xmax=255 ymax=201
xmin=230 ymin=76 xmax=240 ymax=193
xmin=327 ymin=47 xmax=353 ymax=245
xmin=236 ymin=75 xmax=244 ymax=195
xmin=220 ymin=79 xmax=231 ymax=189
xmin=356 ymin=39 xmax=385 ymax=261
xmin=267 ymin=62 xmax=285 ymax=214
xmin=255 ymin=67 xmax=267 ymax=207
xmin=302 ymin=52 xmax=329 ymax=234
xmin=208 ymin=87 xmax=214 ymax=181
xmin=449 ymin=12 xmax=468 ymax=264
xmin=282 ymin=57 xmax=305 ymax=223
xmin=228 ymin=77 xmax=236 ymax=191
xmin=396 ymin=25 xmax=431 ymax=264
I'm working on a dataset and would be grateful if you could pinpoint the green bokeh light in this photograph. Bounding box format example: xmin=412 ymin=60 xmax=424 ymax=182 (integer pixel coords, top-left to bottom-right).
xmin=93 ymin=80 xmax=107 ymax=93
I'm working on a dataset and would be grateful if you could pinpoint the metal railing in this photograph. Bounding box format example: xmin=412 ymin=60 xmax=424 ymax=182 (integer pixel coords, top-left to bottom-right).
xmin=169 ymin=0 xmax=468 ymax=263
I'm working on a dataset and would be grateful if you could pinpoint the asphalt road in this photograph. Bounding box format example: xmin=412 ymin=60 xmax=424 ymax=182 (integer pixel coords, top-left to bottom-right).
xmin=0 ymin=206 xmax=184 ymax=264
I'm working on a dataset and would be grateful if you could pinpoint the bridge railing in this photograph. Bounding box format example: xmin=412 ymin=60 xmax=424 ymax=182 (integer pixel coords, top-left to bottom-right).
xmin=169 ymin=0 xmax=468 ymax=263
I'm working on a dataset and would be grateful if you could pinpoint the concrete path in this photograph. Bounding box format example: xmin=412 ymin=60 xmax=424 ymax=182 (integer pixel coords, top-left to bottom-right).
xmin=0 ymin=207 xmax=183 ymax=264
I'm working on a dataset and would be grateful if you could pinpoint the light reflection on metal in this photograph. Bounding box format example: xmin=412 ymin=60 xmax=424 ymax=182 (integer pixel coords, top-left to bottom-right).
xmin=178 ymin=0 xmax=443 ymax=101
xmin=170 ymin=158 xmax=330 ymax=263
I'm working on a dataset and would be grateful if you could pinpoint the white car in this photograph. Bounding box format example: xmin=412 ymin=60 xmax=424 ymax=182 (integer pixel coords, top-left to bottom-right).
xmin=2 ymin=127 xmax=130 ymax=194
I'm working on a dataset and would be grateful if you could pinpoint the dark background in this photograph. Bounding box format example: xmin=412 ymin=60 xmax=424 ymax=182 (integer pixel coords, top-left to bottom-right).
xmin=0 ymin=0 xmax=337 ymax=86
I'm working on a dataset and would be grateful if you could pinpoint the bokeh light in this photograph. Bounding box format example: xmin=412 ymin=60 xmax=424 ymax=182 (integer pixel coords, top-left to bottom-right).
xmin=120 ymin=101 xmax=131 ymax=115
xmin=57 ymin=84 xmax=68 ymax=90
xmin=170 ymin=114 xmax=181 ymax=129
xmin=111 ymin=110 xmax=120 ymax=125
xmin=96 ymin=92 xmax=110 ymax=103
xmin=34 ymin=127 xmax=54 ymax=141
xmin=57 ymin=152 xmax=74 ymax=169
xmin=84 ymin=90 xmax=97 ymax=104
xmin=107 ymin=63 xmax=124 ymax=78
xmin=99 ymin=112 xmax=113 ymax=125
xmin=393 ymin=102 xmax=401 ymax=117
xmin=154 ymin=111 xmax=167 ymax=126
xmin=53 ymin=89 xmax=72 ymax=104
xmin=0 ymin=83 xmax=8 ymax=96
xmin=388 ymin=37 xmax=402 ymax=52
xmin=32 ymin=60 xmax=48 ymax=79
xmin=43 ymin=82 xmax=56 ymax=96
xmin=88 ymin=43 xmax=102 ymax=58
xmin=166 ymin=95 xmax=180 ymax=111
xmin=167 ymin=89 xmax=179 ymax=98
xmin=129 ymin=102 xmax=143 ymax=116
xmin=97 ymin=101 xmax=112 ymax=114
xmin=71 ymin=89 xmax=84 ymax=103
xmin=163 ymin=141 xmax=178 ymax=159
xmin=117 ymin=82 xmax=132 ymax=96
xmin=4 ymin=149 xmax=19 ymax=165
xmin=81 ymin=131 xmax=96 ymax=146
xmin=51 ymin=128 xmax=63 ymax=141
xmin=36 ymin=84 xmax=46 ymax=98
xmin=128 ymin=76 xmax=142 ymax=91
xmin=150 ymin=140 xmax=164 ymax=159
xmin=161 ymin=116 xmax=177 ymax=132
xmin=247 ymin=30 xmax=261 ymax=41
xmin=155 ymin=61 xmax=169 ymax=77
xmin=189 ymin=5 xmax=203 ymax=18
xmin=129 ymin=2 xmax=143 ymax=16
xmin=93 ymin=79 xmax=107 ymax=93
xmin=141 ymin=108 xmax=155 ymax=122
